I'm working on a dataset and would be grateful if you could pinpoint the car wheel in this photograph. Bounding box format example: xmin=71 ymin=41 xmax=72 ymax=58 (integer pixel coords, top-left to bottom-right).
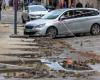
xmin=46 ymin=27 xmax=57 ymax=39
xmin=90 ymin=24 xmax=100 ymax=35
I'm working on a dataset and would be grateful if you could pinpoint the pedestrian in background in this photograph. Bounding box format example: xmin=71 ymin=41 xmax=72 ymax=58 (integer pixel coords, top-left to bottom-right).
xmin=2 ymin=0 xmax=6 ymax=10
xmin=0 ymin=0 xmax=2 ymax=20
xmin=76 ymin=1 xmax=83 ymax=8
xmin=59 ymin=0 xmax=64 ymax=8
xmin=13 ymin=0 xmax=20 ymax=11
xmin=70 ymin=0 xmax=75 ymax=8
xmin=5 ymin=0 xmax=9 ymax=9
xmin=18 ymin=0 xmax=24 ymax=11
xmin=85 ymin=2 xmax=90 ymax=8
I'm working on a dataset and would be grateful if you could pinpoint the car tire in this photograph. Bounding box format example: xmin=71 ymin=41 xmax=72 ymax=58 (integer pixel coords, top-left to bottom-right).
xmin=90 ymin=24 xmax=100 ymax=35
xmin=46 ymin=27 xmax=57 ymax=39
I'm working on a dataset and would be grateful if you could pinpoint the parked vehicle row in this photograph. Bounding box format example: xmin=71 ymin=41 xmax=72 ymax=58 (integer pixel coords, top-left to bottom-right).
xmin=22 ymin=7 xmax=100 ymax=38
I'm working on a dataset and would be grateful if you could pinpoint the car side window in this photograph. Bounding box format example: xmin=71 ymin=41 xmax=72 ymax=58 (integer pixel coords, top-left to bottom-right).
xmin=74 ymin=10 xmax=85 ymax=18
xmin=79 ymin=10 xmax=99 ymax=17
xmin=88 ymin=10 xmax=99 ymax=16
xmin=82 ymin=10 xmax=92 ymax=16
xmin=74 ymin=10 xmax=99 ymax=18
xmin=61 ymin=10 xmax=75 ymax=20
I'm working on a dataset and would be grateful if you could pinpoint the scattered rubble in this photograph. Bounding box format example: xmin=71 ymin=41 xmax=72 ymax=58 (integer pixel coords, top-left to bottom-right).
xmin=0 ymin=36 xmax=98 ymax=78
xmin=0 ymin=25 xmax=100 ymax=79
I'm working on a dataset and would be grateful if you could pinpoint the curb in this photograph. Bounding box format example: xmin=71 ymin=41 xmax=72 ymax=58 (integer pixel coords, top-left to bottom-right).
xmin=9 ymin=34 xmax=29 ymax=38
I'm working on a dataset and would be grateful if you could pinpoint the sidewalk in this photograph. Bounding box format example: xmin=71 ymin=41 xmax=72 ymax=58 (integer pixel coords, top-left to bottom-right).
xmin=0 ymin=23 xmax=23 ymax=57
xmin=1 ymin=7 xmax=22 ymax=24
xmin=0 ymin=24 xmax=10 ymax=49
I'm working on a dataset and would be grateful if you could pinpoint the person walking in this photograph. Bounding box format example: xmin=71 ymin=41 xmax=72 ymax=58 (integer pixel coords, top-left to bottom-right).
xmin=13 ymin=0 xmax=20 ymax=11
xmin=5 ymin=0 xmax=9 ymax=9
xmin=85 ymin=2 xmax=90 ymax=8
xmin=64 ymin=0 xmax=68 ymax=8
xmin=19 ymin=0 xmax=24 ymax=11
xmin=2 ymin=0 xmax=6 ymax=10
xmin=59 ymin=0 xmax=64 ymax=8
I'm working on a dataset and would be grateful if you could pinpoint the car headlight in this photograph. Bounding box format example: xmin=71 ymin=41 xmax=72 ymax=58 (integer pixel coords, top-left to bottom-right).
xmin=35 ymin=24 xmax=45 ymax=28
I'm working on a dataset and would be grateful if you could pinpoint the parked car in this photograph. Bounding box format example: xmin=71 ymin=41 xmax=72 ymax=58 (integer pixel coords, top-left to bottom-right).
xmin=21 ymin=5 xmax=48 ymax=23
xmin=29 ymin=1 xmax=41 ymax=5
xmin=45 ymin=5 xmax=55 ymax=11
xmin=24 ymin=8 xmax=100 ymax=38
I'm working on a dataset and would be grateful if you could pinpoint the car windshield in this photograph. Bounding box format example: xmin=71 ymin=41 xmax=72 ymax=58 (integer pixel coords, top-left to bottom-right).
xmin=29 ymin=6 xmax=47 ymax=12
xmin=42 ymin=9 xmax=65 ymax=19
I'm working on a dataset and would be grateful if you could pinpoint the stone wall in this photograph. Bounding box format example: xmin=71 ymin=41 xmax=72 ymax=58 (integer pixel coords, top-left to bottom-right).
xmin=77 ymin=0 xmax=99 ymax=9
xmin=42 ymin=0 xmax=100 ymax=9
xmin=97 ymin=0 xmax=100 ymax=10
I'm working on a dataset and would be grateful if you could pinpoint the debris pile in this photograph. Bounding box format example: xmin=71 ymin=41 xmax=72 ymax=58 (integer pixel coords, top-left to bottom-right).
xmin=0 ymin=36 xmax=99 ymax=79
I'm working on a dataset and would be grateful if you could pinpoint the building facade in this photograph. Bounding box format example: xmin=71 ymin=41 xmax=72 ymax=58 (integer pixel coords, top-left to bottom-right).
xmin=79 ymin=0 xmax=100 ymax=9
xmin=97 ymin=0 xmax=100 ymax=10
xmin=22 ymin=0 xmax=100 ymax=10
xmin=43 ymin=0 xmax=76 ymax=8
xmin=77 ymin=0 xmax=96 ymax=8
xmin=42 ymin=0 xmax=100 ymax=9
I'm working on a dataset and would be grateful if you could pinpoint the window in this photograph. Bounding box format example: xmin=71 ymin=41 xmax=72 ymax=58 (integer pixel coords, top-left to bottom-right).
xmin=74 ymin=10 xmax=84 ymax=18
xmin=60 ymin=9 xmax=100 ymax=20
xmin=89 ymin=10 xmax=99 ymax=16
xmin=82 ymin=10 xmax=92 ymax=16
xmin=74 ymin=9 xmax=99 ymax=18
xmin=62 ymin=10 xmax=75 ymax=19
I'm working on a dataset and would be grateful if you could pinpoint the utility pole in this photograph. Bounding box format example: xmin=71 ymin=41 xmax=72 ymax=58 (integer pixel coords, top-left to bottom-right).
xmin=0 ymin=0 xmax=2 ymax=21
xmin=14 ymin=0 xmax=18 ymax=34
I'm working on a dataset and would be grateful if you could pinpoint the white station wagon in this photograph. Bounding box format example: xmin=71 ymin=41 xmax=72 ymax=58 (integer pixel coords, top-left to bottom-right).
xmin=24 ymin=8 xmax=100 ymax=38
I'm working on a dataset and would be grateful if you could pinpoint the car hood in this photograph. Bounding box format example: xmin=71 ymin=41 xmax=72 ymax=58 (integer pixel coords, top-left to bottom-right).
xmin=26 ymin=19 xmax=55 ymax=26
xmin=29 ymin=11 xmax=48 ymax=16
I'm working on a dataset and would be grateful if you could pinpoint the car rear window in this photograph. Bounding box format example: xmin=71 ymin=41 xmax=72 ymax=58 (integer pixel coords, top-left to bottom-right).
xmin=83 ymin=10 xmax=99 ymax=16
xmin=74 ymin=9 xmax=99 ymax=18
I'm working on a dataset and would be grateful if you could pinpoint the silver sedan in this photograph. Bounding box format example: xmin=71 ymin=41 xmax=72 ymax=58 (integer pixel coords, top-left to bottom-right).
xmin=24 ymin=8 xmax=100 ymax=38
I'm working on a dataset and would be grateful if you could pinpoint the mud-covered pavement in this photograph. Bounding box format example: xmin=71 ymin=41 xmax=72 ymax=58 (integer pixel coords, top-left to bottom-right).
xmin=0 ymin=8 xmax=100 ymax=80
xmin=0 ymin=24 xmax=100 ymax=80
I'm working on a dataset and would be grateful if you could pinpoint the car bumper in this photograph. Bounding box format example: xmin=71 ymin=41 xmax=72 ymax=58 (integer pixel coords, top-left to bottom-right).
xmin=24 ymin=28 xmax=45 ymax=36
